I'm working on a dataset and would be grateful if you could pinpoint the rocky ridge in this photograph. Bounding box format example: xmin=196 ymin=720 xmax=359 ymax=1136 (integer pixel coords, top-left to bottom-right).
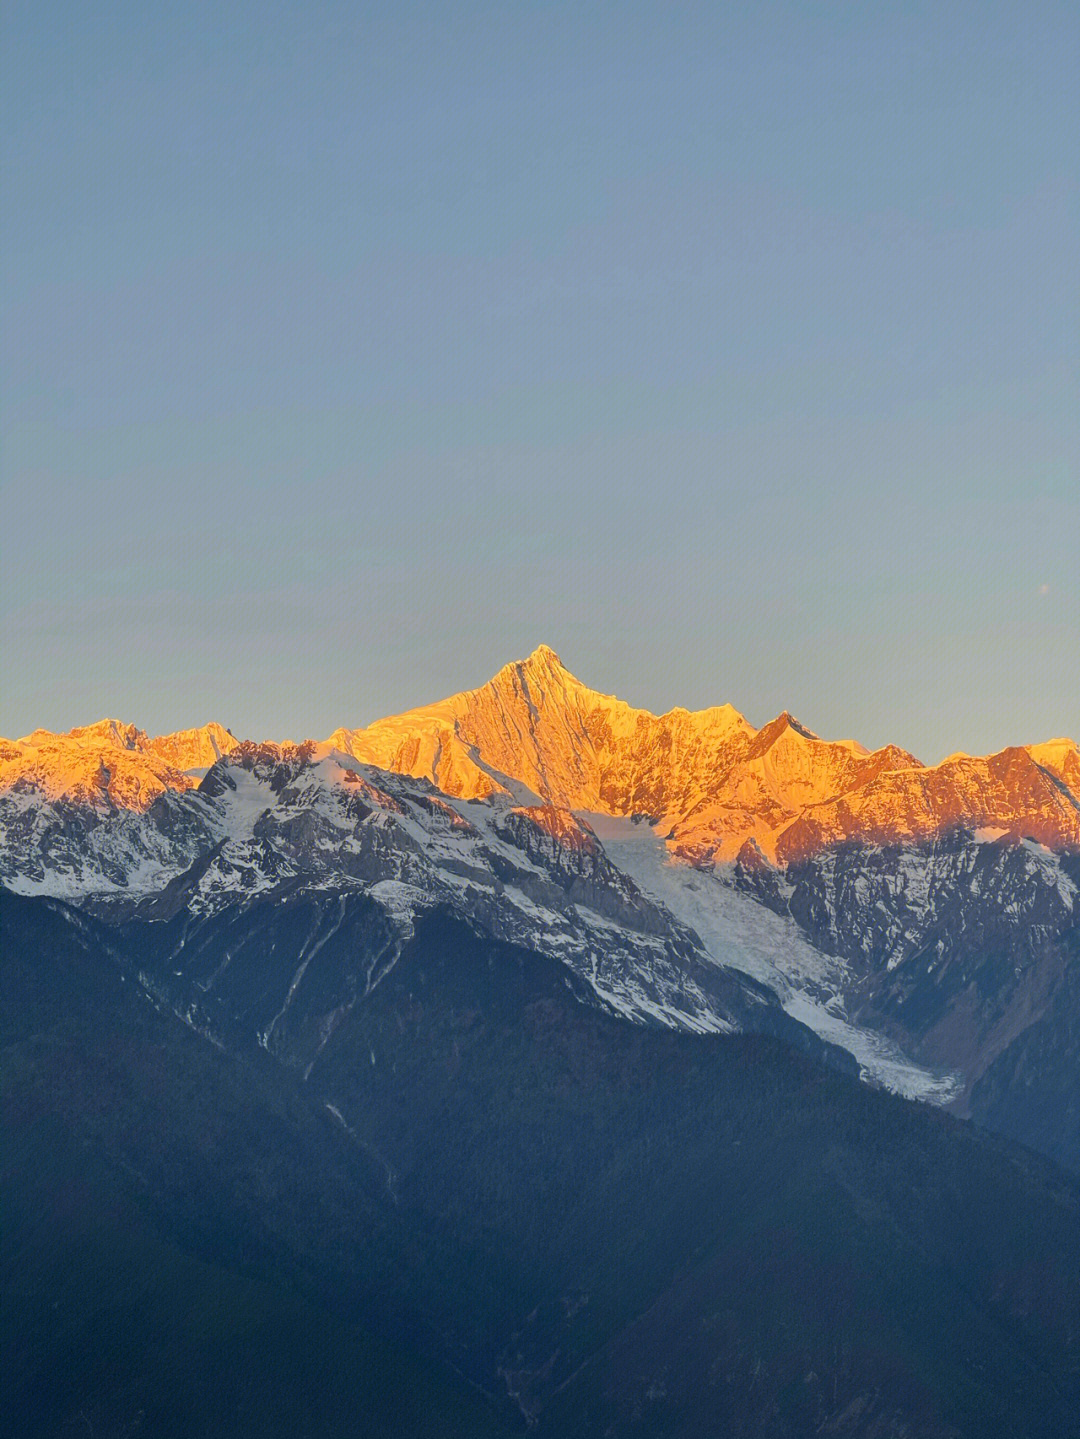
xmin=0 ymin=735 xmax=821 ymax=1052
xmin=331 ymin=647 xmax=1080 ymax=862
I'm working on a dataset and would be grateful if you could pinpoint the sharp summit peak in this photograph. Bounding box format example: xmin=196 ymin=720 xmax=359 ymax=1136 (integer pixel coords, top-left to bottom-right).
xmin=520 ymin=643 xmax=566 ymax=668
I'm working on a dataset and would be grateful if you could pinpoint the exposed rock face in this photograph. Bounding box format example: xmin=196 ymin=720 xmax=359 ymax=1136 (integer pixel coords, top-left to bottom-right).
xmin=0 ymin=721 xmax=245 ymax=903
xmin=2 ymin=727 xmax=197 ymax=811
xmin=9 ymin=651 xmax=1074 ymax=867
xmin=493 ymin=806 xmax=678 ymax=938
xmin=144 ymin=721 xmax=240 ymax=773
xmin=735 ymin=833 xmax=1080 ymax=1166
xmin=768 ymin=744 xmax=1080 ymax=863
xmin=325 ymin=647 xmax=1080 ymax=1163
xmin=331 ymin=645 xmax=759 ymax=824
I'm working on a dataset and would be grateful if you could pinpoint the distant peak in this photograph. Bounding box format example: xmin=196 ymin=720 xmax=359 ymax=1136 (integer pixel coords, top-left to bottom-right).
xmin=154 ymin=721 xmax=235 ymax=742
xmin=767 ymin=712 xmax=818 ymax=742
xmin=778 ymin=712 xmax=817 ymax=738
xmin=522 ymin=644 xmax=565 ymax=669
xmin=743 ymin=712 xmax=819 ymax=761
xmin=67 ymin=719 xmax=148 ymax=750
xmin=492 ymin=645 xmax=578 ymax=692
xmin=1028 ymin=737 xmax=1079 ymax=756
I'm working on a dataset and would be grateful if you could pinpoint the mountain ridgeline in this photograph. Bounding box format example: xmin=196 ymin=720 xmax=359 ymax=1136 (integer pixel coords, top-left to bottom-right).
xmin=3 ymin=647 xmax=1077 ymax=1157
xmin=3 ymin=648 xmax=1079 ymax=1437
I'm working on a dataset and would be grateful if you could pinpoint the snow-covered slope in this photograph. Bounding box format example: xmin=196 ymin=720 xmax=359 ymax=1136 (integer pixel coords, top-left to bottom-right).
xmin=736 ymin=829 xmax=1079 ymax=1120
xmin=10 ymin=652 xmax=1073 ymax=867
xmin=585 ymin=813 xmax=960 ymax=1101
xmin=1 ymin=719 xmax=239 ymax=810
xmin=330 ymin=645 xmax=760 ymax=822
xmin=0 ymin=739 xmax=818 ymax=1047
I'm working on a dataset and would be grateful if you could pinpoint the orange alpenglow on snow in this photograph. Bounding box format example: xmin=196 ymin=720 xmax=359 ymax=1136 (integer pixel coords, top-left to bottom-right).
xmin=0 ymin=721 xmax=240 ymax=812
xmin=2 ymin=647 xmax=1078 ymax=860
xmin=329 ymin=647 xmax=1080 ymax=862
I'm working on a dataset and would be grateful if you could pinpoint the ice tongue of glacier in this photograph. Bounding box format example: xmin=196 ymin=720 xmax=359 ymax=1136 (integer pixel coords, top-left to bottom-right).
xmin=584 ymin=812 xmax=962 ymax=1102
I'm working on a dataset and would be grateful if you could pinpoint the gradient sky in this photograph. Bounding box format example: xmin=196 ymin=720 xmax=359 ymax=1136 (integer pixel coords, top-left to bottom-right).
xmin=3 ymin=1 xmax=1077 ymax=760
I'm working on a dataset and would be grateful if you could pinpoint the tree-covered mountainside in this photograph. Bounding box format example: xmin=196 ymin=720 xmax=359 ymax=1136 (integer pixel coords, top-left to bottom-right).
xmin=3 ymin=1120 xmax=506 ymax=1439
xmin=4 ymin=889 xmax=1080 ymax=1438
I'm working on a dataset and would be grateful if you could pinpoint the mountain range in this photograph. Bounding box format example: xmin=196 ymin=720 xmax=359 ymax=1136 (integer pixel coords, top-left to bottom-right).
xmin=3 ymin=645 xmax=1077 ymax=1157
xmin=3 ymin=647 xmax=1079 ymax=1437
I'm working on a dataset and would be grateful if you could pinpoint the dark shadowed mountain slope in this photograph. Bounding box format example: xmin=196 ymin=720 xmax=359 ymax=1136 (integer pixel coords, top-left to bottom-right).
xmin=0 ymin=893 xmax=508 ymax=1439
xmin=2 ymin=1120 xmax=506 ymax=1439
xmin=4 ymin=889 xmax=1080 ymax=1439
xmin=737 ymin=836 xmax=1080 ymax=1170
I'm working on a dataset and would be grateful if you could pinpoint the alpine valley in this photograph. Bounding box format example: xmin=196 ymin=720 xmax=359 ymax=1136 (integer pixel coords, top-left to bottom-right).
xmin=3 ymin=647 xmax=1079 ymax=1438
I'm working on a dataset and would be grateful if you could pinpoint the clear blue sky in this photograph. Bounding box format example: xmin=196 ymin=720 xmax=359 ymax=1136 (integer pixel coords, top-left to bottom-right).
xmin=3 ymin=1 xmax=1077 ymax=759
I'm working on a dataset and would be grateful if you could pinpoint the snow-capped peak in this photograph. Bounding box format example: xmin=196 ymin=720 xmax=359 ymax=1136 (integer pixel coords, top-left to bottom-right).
xmin=5 ymin=651 xmax=1078 ymax=863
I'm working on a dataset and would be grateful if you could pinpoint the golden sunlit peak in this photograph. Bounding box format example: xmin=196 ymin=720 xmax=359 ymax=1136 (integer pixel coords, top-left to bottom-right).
xmin=522 ymin=644 xmax=565 ymax=669
xmin=492 ymin=645 xmax=578 ymax=691
xmin=19 ymin=718 xmax=147 ymax=750
xmin=775 ymin=712 xmax=817 ymax=739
